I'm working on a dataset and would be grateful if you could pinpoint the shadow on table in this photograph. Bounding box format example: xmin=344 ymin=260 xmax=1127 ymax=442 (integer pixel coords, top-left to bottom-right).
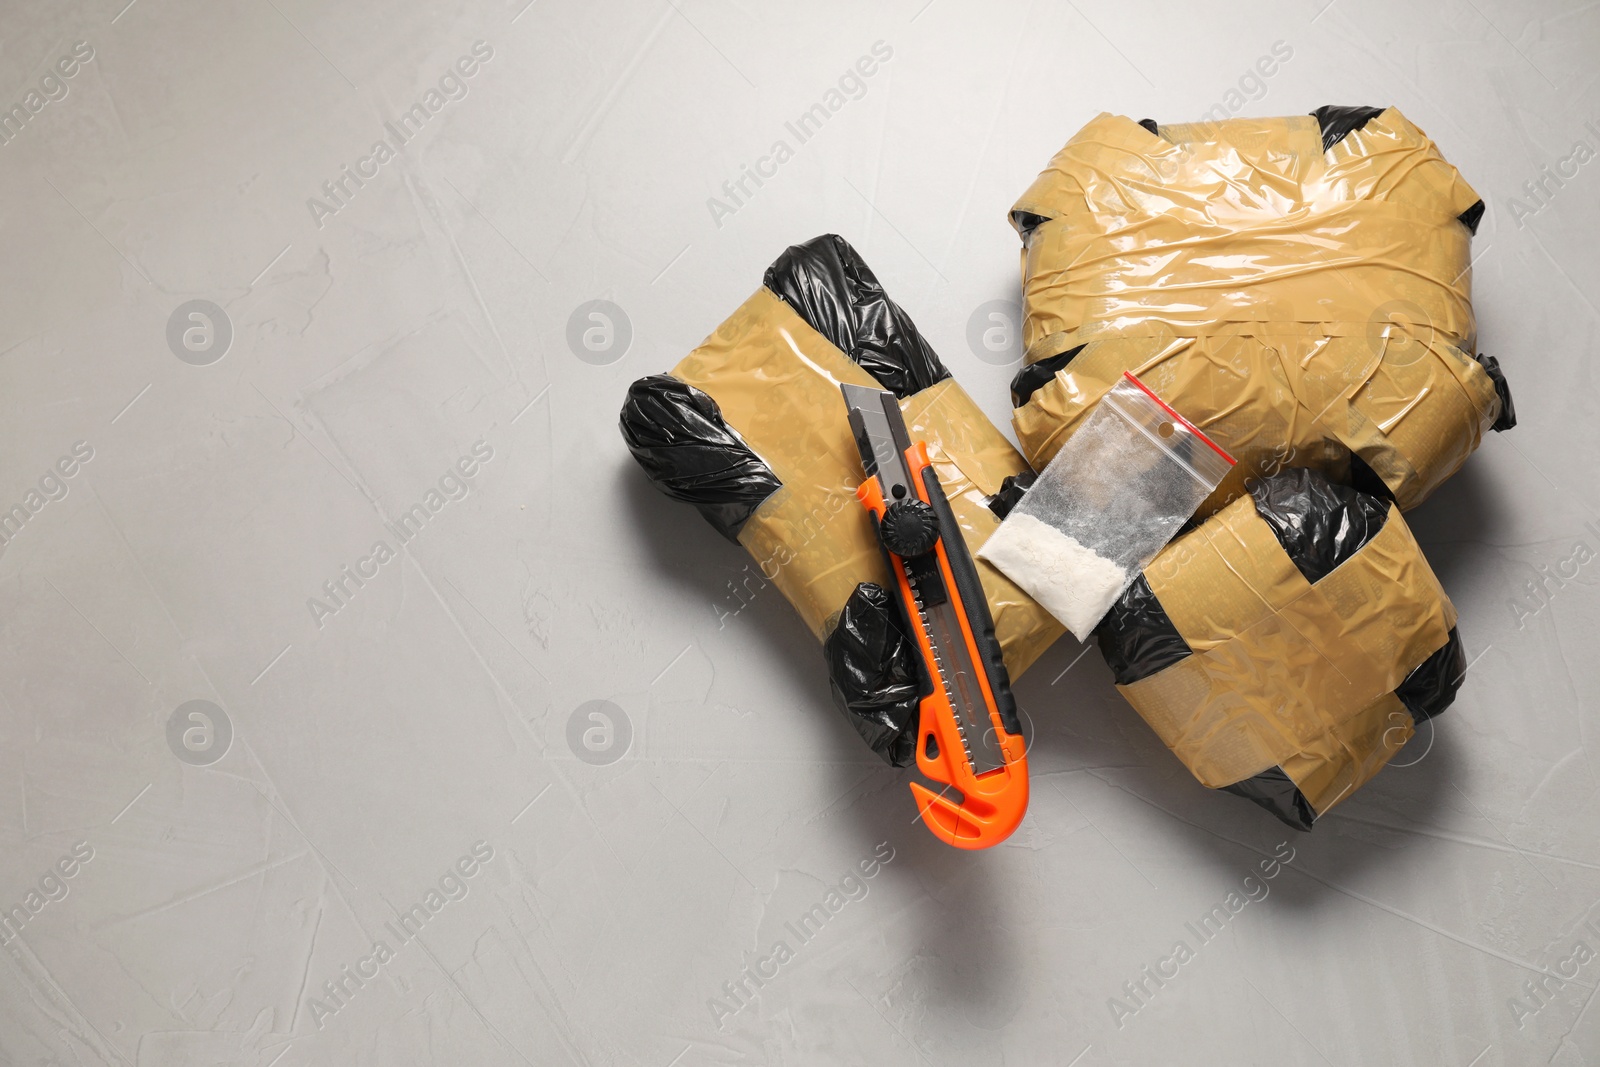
xmin=1014 ymin=625 xmax=1466 ymax=918
xmin=621 ymin=457 xmax=1028 ymax=1016
xmin=619 ymin=449 xmax=1468 ymax=1007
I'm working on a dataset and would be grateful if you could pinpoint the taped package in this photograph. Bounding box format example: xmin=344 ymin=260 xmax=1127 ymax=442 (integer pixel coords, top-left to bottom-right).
xmin=621 ymin=235 xmax=1063 ymax=766
xmin=1009 ymin=106 xmax=1515 ymax=518
xmin=1095 ymin=468 xmax=1465 ymax=828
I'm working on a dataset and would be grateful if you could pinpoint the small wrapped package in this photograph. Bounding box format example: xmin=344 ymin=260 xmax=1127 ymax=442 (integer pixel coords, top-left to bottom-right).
xmin=1095 ymin=467 xmax=1465 ymax=829
xmin=1008 ymin=106 xmax=1514 ymax=518
xmin=621 ymin=235 xmax=1063 ymax=766
xmin=980 ymin=372 xmax=1233 ymax=639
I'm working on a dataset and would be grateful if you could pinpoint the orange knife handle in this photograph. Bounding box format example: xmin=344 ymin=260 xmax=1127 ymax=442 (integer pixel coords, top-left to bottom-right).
xmin=857 ymin=443 xmax=1029 ymax=850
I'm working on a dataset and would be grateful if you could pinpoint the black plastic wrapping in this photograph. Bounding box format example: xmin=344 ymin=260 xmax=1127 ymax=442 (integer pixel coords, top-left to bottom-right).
xmin=1094 ymin=467 xmax=1463 ymax=830
xmin=822 ymin=582 xmax=923 ymax=767
xmin=619 ymin=375 xmax=782 ymax=542
xmin=1347 ymin=453 xmax=1396 ymax=504
xmin=1010 ymin=210 xmax=1051 ymax=240
xmin=987 ymin=471 xmax=1036 ymax=521
xmin=1010 ymin=344 xmax=1087 ymax=407
xmin=1476 ymin=354 xmax=1517 ymax=431
xmin=1396 ymin=626 xmax=1466 ymax=723
xmin=1248 ymin=468 xmax=1390 ymax=584
xmin=1095 ymin=575 xmax=1192 ymax=686
xmin=1220 ymin=768 xmax=1316 ymax=833
xmin=763 ymin=234 xmax=950 ymax=399
xmin=1311 ymin=104 xmax=1385 ymax=151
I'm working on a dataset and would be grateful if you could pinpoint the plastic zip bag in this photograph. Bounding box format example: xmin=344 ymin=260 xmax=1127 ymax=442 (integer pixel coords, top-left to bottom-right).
xmin=978 ymin=371 xmax=1234 ymax=640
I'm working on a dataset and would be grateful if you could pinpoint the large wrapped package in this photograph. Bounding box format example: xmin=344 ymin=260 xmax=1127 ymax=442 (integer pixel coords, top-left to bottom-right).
xmin=621 ymin=235 xmax=1062 ymax=765
xmin=1095 ymin=468 xmax=1464 ymax=829
xmin=1009 ymin=106 xmax=1514 ymax=518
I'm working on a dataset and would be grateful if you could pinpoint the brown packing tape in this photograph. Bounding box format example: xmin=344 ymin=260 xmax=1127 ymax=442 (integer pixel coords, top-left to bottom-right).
xmin=1344 ymin=337 xmax=1500 ymax=508
xmin=1009 ymin=109 xmax=1501 ymax=511
xmin=1142 ymin=492 xmax=1308 ymax=653
xmin=1120 ymin=496 xmax=1455 ymax=814
xmin=1015 ymin=327 xmax=1500 ymax=514
xmin=1281 ymin=692 xmax=1409 ymax=816
xmin=904 ymin=380 xmax=1065 ymax=677
xmin=1015 ymin=111 xmax=1476 ymax=350
xmin=1012 ymin=330 xmax=1350 ymax=518
xmin=671 ymin=288 xmax=1063 ymax=675
xmin=1023 ymin=212 xmax=1476 ymax=349
xmin=1326 ymin=110 xmax=1484 ymax=221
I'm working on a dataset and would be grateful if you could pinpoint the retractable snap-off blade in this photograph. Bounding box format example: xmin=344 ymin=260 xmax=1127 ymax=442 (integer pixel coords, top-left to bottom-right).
xmin=841 ymin=382 xmax=1029 ymax=850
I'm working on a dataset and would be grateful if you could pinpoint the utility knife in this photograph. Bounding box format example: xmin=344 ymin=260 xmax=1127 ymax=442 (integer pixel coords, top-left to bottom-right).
xmin=841 ymin=383 xmax=1029 ymax=849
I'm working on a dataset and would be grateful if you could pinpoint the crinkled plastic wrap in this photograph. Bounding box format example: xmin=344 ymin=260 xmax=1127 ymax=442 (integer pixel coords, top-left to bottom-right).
xmin=1009 ymin=108 xmax=1513 ymax=515
xmin=1096 ymin=468 xmax=1464 ymax=829
xmin=822 ymin=583 xmax=922 ymax=767
xmin=621 ymin=235 xmax=1063 ymax=766
xmin=619 ymin=375 xmax=782 ymax=542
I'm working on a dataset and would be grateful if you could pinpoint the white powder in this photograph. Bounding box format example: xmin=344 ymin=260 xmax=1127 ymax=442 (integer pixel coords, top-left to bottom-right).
xmin=978 ymin=512 xmax=1130 ymax=640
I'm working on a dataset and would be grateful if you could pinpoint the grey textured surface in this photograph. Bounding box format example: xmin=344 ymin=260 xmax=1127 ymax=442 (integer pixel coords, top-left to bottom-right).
xmin=1 ymin=1 xmax=1597 ymax=1064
